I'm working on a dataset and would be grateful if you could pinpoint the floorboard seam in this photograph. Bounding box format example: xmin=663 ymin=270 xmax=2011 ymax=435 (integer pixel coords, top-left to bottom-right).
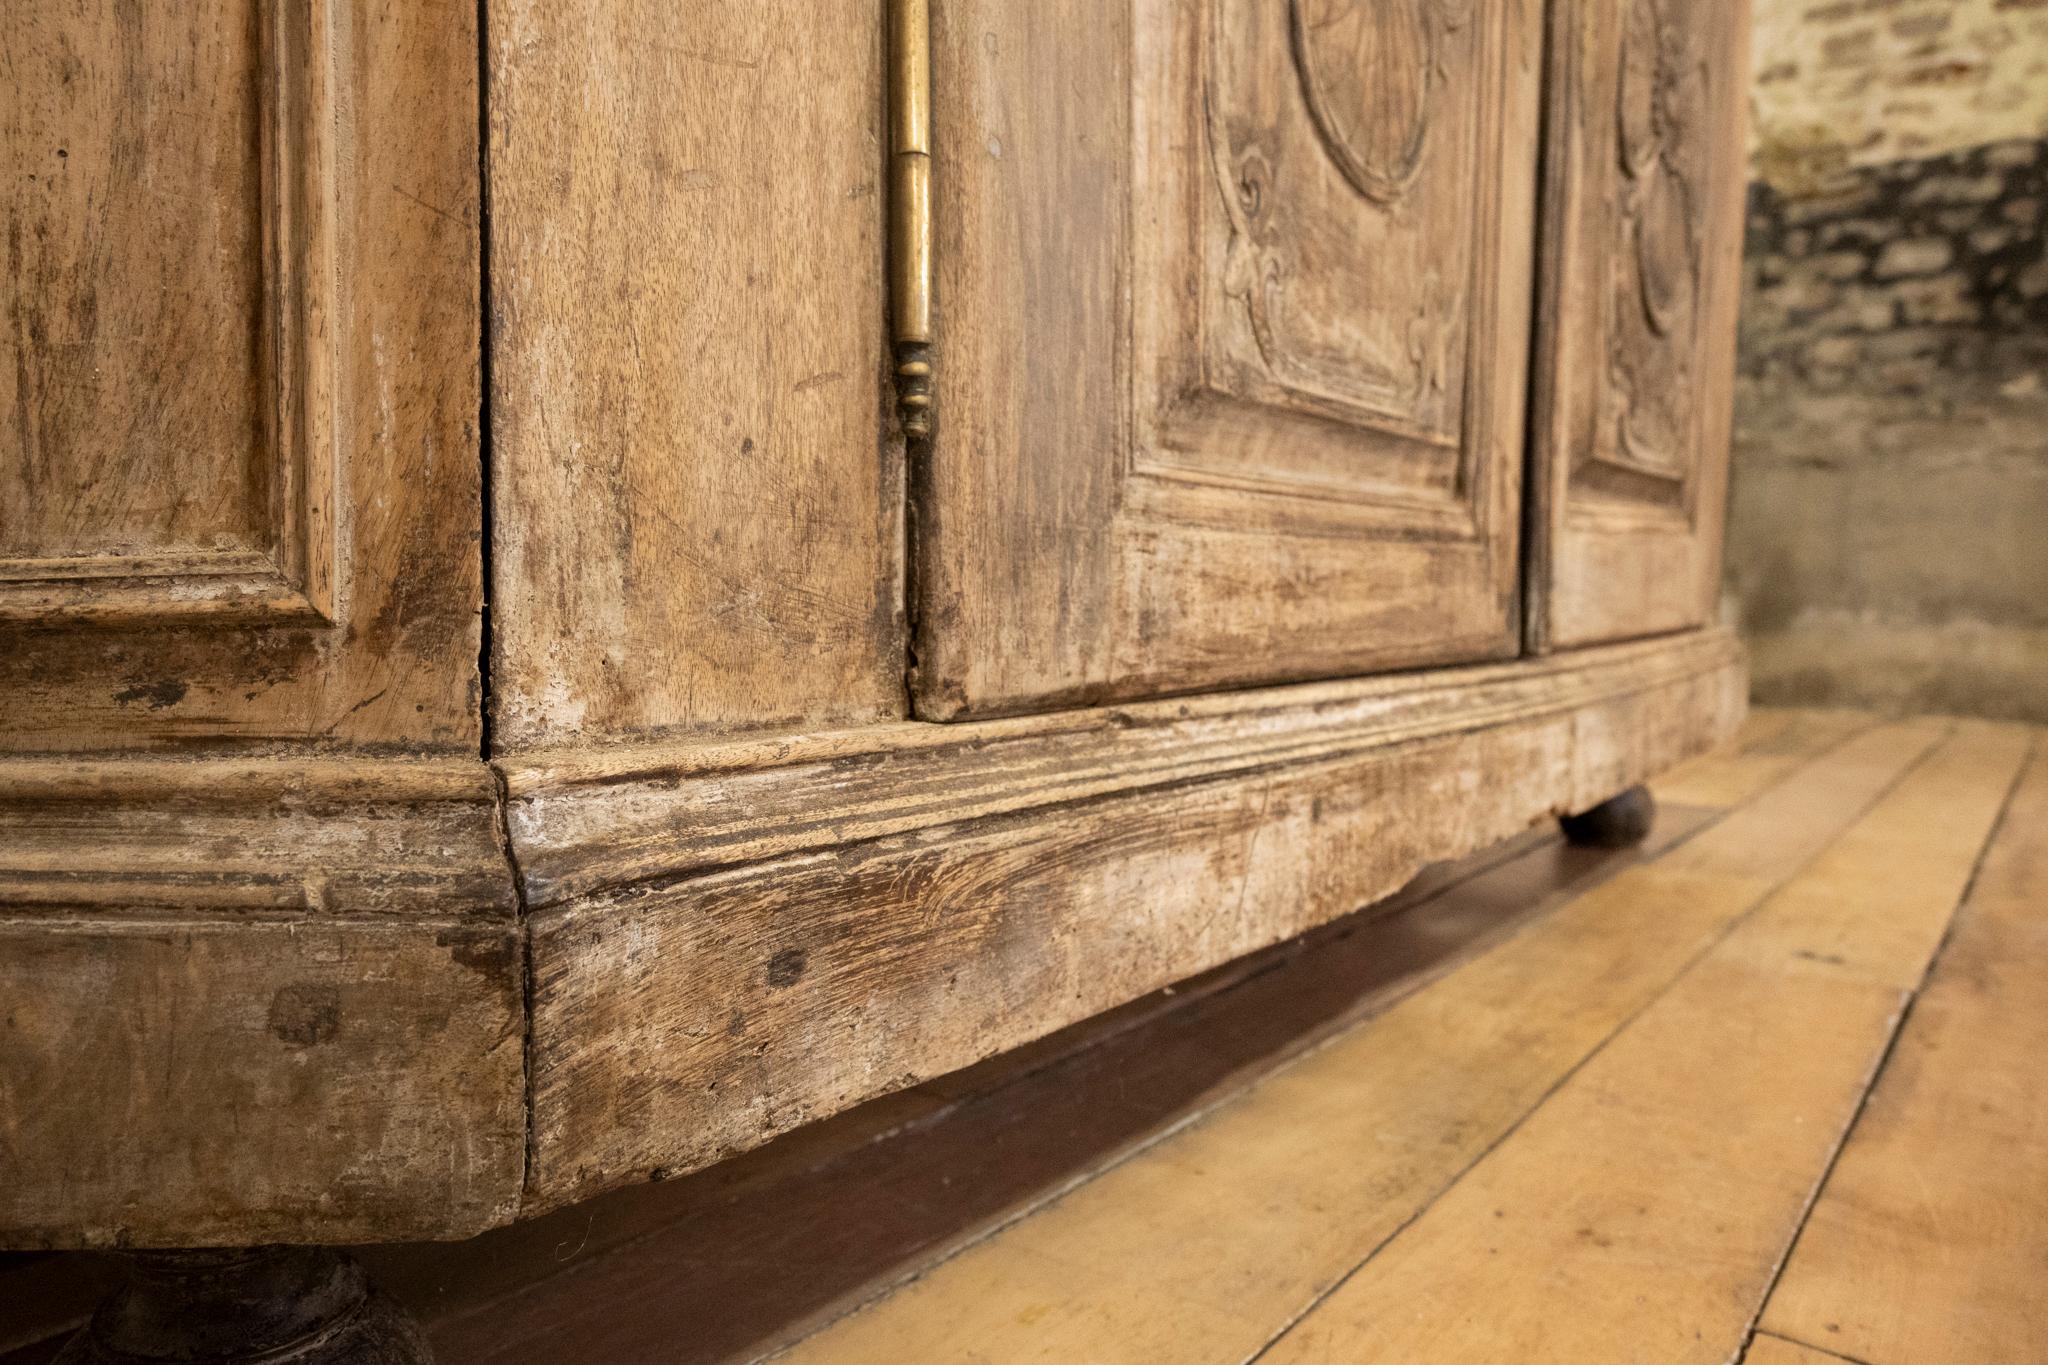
xmin=1753 ymin=1327 xmax=1881 ymax=1365
xmin=1732 ymin=729 xmax=2038 ymax=1365
xmin=1726 ymin=987 xmax=1916 ymax=1365
xmin=740 ymin=828 xmax=1698 ymax=1365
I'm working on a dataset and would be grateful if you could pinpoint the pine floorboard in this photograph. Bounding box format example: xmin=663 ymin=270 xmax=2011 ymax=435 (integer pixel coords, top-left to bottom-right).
xmin=1755 ymin=738 xmax=2048 ymax=1364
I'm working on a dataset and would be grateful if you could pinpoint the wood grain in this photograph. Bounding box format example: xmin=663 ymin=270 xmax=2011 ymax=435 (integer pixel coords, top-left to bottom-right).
xmin=1529 ymin=0 xmax=1752 ymax=649
xmin=355 ymin=809 xmax=1707 ymax=1364
xmin=486 ymin=0 xmax=905 ymax=749
xmin=0 ymin=757 xmax=522 ymax=1247
xmin=1261 ymin=969 xmax=1905 ymax=1363
xmin=1716 ymin=719 xmax=2030 ymax=989
xmin=0 ymin=757 xmax=517 ymax=921
xmin=0 ymin=636 xmax=1745 ymax=1246
xmin=1255 ymin=721 xmax=2027 ymax=1364
xmin=4 ymin=3 xmax=272 ymax=566
xmin=771 ymin=720 xmax=1945 ymax=1364
xmin=0 ymin=917 xmax=523 ymax=1249
xmin=1760 ymin=734 xmax=2048 ymax=1365
xmin=503 ymin=630 xmax=1744 ymax=909
xmin=912 ymin=0 xmax=1543 ymax=718
xmin=0 ymin=0 xmax=1759 ymax=1264
xmin=523 ymin=637 xmax=1745 ymax=1210
xmin=0 ymin=0 xmax=484 ymax=751
xmin=2 ymin=0 xmax=340 ymax=628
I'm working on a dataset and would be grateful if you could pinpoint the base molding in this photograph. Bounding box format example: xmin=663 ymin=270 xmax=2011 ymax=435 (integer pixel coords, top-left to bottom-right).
xmin=0 ymin=630 xmax=1745 ymax=1244
xmin=519 ymin=630 xmax=1746 ymax=1209
xmin=0 ymin=758 xmax=524 ymax=1248
xmin=501 ymin=630 xmax=1748 ymax=907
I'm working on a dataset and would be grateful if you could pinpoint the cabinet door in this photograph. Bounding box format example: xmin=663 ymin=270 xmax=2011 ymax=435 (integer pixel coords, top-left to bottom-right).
xmin=911 ymin=0 xmax=1543 ymax=718
xmin=1528 ymin=0 xmax=1751 ymax=650
xmin=0 ymin=0 xmax=481 ymax=751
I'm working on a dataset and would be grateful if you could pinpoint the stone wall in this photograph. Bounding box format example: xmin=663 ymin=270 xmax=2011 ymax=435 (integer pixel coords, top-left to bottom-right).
xmin=1726 ymin=0 xmax=2048 ymax=721
xmin=1750 ymin=0 xmax=2048 ymax=187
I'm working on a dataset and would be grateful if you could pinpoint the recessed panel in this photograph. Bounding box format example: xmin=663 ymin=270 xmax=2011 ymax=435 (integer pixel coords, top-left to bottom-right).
xmin=1132 ymin=0 xmax=1532 ymax=524
xmin=1 ymin=0 xmax=338 ymax=624
xmin=4 ymin=4 xmax=267 ymax=561
xmin=0 ymin=0 xmax=481 ymax=752
xmin=1531 ymin=0 xmax=1750 ymax=649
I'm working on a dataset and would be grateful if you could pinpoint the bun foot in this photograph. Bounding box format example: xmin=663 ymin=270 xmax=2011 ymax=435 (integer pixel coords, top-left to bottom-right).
xmin=1559 ymin=784 xmax=1656 ymax=849
xmin=56 ymin=1246 xmax=430 ymax=1364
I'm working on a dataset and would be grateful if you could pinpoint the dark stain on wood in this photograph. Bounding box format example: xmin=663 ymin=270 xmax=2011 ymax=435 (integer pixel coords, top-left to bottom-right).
xmin=766 ymin=948 xmax=809 ymax=988
xmin=110 ymin=678 xmax=186 ymax=710
xmin=267 ymin=984 xmax=343 ymax=1047
xmin=437 ymin=927 xmax=521 ymax=983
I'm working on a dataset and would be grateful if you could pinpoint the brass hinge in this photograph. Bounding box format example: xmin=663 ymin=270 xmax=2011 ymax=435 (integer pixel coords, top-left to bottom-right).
xmin=889 ymin=0 xmax=933 ymax=442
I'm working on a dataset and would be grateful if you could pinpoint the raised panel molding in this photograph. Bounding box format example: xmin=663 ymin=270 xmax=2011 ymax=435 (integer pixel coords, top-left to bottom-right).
xmin=1135 ymin=0 xmax=1526 ymax=534
xmin=1290 ymin=0 xmax=1440 ymax=207
xmin=1580 ymin=0 xmax=1706 ymax=517
xmin=0 ymin=0 xmax=342 ymax=627
xmin=1529 ymin=0 xmax=1748 ymax=649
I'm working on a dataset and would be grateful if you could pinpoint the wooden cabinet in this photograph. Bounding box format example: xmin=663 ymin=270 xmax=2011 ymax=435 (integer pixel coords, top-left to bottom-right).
xmin=2 ymin=0 xmax=1752 ymax=1318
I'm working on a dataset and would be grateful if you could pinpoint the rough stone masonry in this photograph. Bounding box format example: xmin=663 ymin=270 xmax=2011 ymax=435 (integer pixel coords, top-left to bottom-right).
xmin=1727 ymin=0 xmax=2048 ymax=721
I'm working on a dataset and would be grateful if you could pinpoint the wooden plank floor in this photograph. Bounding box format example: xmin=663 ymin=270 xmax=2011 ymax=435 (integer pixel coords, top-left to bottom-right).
xmin=3 ymin=709 xmax=2040 ymax=1364
xmin=773 ymin=710 xmax=2043 ymax=1365
xmin=1755 ymin=733 xmax=2048 ymax=1364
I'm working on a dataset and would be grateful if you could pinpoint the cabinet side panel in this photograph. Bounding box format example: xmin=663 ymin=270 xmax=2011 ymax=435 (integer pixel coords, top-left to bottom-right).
xmin=0 ymin=0 xmax=485 ymax=751
xmin=488 ymin=0 xmax=905 ymax=749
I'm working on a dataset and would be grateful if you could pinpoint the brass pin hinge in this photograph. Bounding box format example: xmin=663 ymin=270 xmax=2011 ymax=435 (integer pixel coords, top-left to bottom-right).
xmin=890 ymin=0 xmax=933 ymax=442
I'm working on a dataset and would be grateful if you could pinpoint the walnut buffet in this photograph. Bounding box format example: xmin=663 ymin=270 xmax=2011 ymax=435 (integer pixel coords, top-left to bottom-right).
xmin=2 ymin=0 xmax=1751 ymax=1357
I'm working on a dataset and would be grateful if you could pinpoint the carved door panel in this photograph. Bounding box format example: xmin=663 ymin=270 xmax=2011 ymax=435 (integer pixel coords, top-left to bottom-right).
xmin=1528 ymin=0 xmax=1751 ymax=650
xmin=0 ymin=1 xmax=482 ymax=750
xmin=911 ymin=0 xmax=1543 ymax=718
